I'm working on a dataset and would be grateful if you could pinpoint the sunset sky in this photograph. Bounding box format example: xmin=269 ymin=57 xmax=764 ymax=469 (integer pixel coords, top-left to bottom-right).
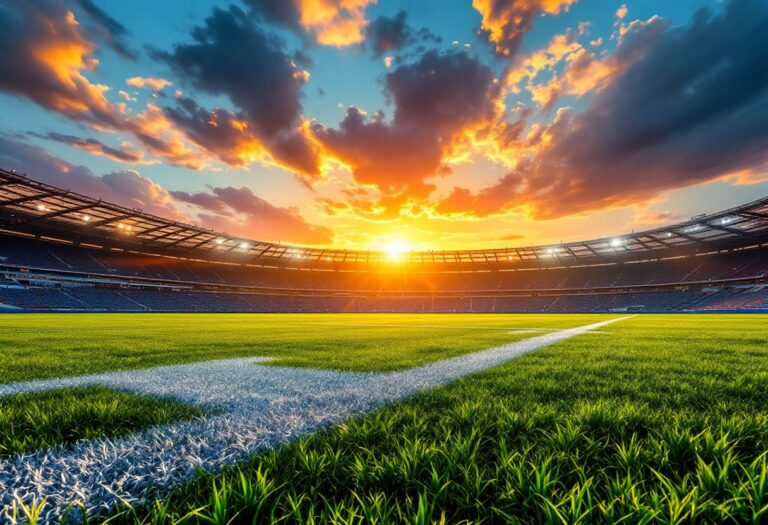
xmin=0 ymin=0 xmax=766 ymax=251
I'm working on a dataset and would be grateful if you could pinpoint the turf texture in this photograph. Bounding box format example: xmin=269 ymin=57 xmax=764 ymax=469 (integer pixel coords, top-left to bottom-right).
xmin=99 ymin=314 xmax=768 ymax=524
xmin=0 ymin=313 xmax=614 ymax=381
xmin=0 ymin=386 xmax=206 ymax=458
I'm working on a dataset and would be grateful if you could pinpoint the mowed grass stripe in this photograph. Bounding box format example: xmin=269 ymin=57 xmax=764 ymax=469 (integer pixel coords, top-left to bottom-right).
xmin=0 ymin=386 xmax=206 ymax=458
xmin=108 ymin=314 xmax=768 ymax=524
xmin=0 ymin=313 xmax=618 ymax=382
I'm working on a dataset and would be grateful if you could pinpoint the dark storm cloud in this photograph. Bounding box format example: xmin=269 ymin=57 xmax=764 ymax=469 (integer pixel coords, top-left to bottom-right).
xmin=313 ymin=50 xmax=500 ymax=206
xmin=364 ymin=11 xmax=440 ymax=57
xmin=440 ymin=0 xmax=768 ymax=218
xmin=386 ymin=50 xmax=499 ymax=134
xmin=155 ymin=6 xmax=319 ymax=177
xmin=242 ymin=0 xmax=302 ymax=32
xmin=76 ymin=0 xmax=137 ymax=60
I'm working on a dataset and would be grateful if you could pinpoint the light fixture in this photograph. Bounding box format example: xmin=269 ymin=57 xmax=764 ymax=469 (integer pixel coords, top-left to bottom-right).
xmin=81 ymin=214 xmax=90 ymax=222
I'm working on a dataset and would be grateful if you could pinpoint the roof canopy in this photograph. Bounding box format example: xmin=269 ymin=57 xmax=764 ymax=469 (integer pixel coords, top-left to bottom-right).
xmin=2 ymin=168 xmax=767 ymax=270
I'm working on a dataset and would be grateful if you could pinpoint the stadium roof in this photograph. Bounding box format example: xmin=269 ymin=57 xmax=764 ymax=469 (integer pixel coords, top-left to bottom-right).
xmin=1 ymin=167 xmax=768 ymax=270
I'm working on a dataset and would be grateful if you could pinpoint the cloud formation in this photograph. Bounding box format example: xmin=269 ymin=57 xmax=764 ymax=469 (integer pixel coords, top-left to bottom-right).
xmin=126 ymin=77 xmax=172 ymax=91
xmin=313 ymin=50 xmax=502 ymax=215
xmin=440 ymin=0 xmax=768 ymax=218
xmin=31 ymin=132 xmax=146 ymax=164
xmin=156 ymin=6 xmax=319 ymax=177
xmin=473 ymin=0 xmax=577 ymax=56
xmin=0 ymin=0 xmax=204 ymax=169
xmin=364 ymin=11 xmax=439 ymax=57
xmin=245 ymin=0 xmax=375 ymax=46
xmin=75 ymin=0 xmax=137 ymax=60
xmin=171 ymin=186 xmax=334 ymax=244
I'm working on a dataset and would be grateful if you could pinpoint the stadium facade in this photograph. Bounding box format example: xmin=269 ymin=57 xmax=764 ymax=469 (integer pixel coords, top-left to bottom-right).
xmin=1 ymin=168 xmax=766 ymax=313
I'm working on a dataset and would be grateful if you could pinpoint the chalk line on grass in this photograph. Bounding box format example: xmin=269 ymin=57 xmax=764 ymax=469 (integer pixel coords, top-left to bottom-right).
xmin=0 ymin=316 xmax=630 ymax=523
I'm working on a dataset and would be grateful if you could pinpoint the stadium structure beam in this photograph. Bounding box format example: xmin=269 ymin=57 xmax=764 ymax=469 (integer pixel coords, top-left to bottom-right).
xmin=660 ymin=230 xmax=708 ymax=245
xmin=87 ymin=212 xmax=135 ymax=228
xmin=702 ymin=221 xmax=759 ymax=238
xmin=631 ymin=236 xmax=657 ymax=250
xmin=186 ymin=237 xmax=218 ymax=250
xmin=583 ymin=244 xmax=602 ymax=257
xmin=12 ymin=203 xmax=95 ymax=225
xmin=646 ymin=234 xmax=673 ymax=247
xmin=147 ymin=227 xmax=190 ymax=242
xmin=739 ymin=211 xmax=768 ymax=221
xmin=0 ymin=192 xmax=56 ymax=206
xmin=164 ymin=231 xmax=207 ymax=247
xmin=136 ymin=224 xmax=175 ymax=238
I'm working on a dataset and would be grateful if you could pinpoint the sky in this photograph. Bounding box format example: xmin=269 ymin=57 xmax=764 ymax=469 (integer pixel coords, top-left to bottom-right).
xmin=0 ymin=0 xmax=766 ymax=251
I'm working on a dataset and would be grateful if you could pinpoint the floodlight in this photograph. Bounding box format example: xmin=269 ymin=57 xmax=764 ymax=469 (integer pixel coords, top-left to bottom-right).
xmin=81 ymin=214 xmax=90 ymax=222
xmin=240 ymin=242 xmax=250 ymax=250
xmin=610 ymin=238 xmax=623 ymax=248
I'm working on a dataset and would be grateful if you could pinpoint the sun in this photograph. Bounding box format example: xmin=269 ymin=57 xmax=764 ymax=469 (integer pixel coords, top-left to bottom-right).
xmin=384 ymin=239 xmax=410 ymax=261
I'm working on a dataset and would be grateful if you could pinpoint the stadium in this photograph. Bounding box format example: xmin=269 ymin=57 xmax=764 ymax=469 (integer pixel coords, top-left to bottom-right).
xmin=2 ymin=168 xmax=767 ymax=314
xmin=2 ymin=0 xmax=768 ymax=523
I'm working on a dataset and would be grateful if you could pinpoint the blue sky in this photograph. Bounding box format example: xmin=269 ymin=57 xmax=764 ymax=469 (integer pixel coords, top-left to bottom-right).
xmin=0 ymin=0 xmax=766 ymax=249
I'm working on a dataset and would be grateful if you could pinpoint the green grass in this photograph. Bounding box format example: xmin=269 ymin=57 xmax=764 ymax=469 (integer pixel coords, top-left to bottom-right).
xmin=0 ymin=313 xmax=614 ymax=382
xmin=99 ymin=314 xmax=768 ymax=524
xmin=0 ymin=386 xmax=206 ymax=458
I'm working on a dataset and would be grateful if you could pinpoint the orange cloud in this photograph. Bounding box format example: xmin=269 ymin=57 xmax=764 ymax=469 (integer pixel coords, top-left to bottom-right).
xmin=172 ymin=186 xmax=334 ymax=244
xmin=473 ymin=0 xmax=577 ymax=56
xmin=247 ymin=0 xmax=376 ymax=47
xmin=438 ymin=2 xmax=768 ymax=221
xmin=312 ymin=50 xmax=505 ymax=217
xmin=0 ymin=1 xmax=208 ymax=169
xmin=295 ymin=0 xmax=376 ymax=46
xmin=504 ymin=31 xmax=583 ymax=92
xmin=126 ymin=76 xmax=172 ymax=91
xmin=528 ymin=48 xmax=619 ymax=109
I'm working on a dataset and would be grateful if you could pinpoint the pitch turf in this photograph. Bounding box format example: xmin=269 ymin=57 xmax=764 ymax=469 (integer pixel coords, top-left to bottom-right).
xmin=0 ymin=313 xmax=616 ymax=382
xmin=0 ymin=386 xmax=206 ymax=458
xmin=3 ymin=313 xmax=768 ymax=523
xmin=104 ymin=313 xmax=768 ymax=524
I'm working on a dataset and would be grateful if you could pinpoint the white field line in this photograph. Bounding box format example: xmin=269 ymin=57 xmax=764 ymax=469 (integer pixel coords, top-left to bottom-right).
xmin=0 ymin=316 xmax=631 ymax=523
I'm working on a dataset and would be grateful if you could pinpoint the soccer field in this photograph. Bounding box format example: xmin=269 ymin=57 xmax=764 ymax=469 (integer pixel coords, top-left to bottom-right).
xmin=2 ymin=313 xmax=768 ymax=523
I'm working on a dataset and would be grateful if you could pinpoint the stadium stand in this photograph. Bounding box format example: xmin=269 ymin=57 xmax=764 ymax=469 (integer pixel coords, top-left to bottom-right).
xmin=0 ymin=168 xmax=766 ymax=312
